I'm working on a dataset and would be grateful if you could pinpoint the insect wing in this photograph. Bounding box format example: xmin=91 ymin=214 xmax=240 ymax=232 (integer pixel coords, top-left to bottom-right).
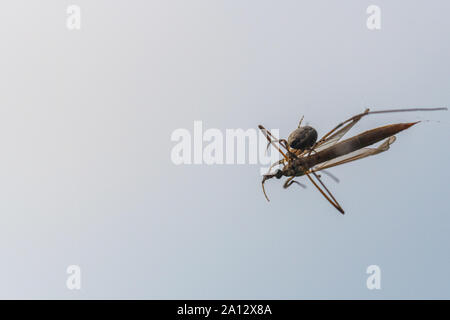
xmin=312 ymin=136 xmax=396 ymax=172
xmin=313 ymin=119 xmax=360 ymax=152
xmin=312 ymin=107 xmax=446 ymax=154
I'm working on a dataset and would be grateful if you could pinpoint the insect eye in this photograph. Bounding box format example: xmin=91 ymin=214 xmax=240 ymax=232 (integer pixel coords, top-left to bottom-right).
xmin=275 ymin=169 xmax=283 ymax=179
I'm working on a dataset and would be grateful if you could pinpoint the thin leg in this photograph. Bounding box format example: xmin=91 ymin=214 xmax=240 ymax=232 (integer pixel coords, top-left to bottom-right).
xmin=266 ymin=159 xmax=286 ymax=175
xmin=305 ymin=171 xmax=345 ymax=214
xmin=266 ymin=138 xmax=290 ymax=154
xmin=316 ymin=108 xmax=370 ymax=146
xmin=298 ymin=115 xmax=304 ymax=128
xmin=368 ymin=107 xmax=447 ymax=115
xmin=258 ymin=125 xmax=288 ymax=161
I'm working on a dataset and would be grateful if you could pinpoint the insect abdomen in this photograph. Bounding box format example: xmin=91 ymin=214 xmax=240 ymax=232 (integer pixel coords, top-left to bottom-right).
xmin=287 ymin=126 xmax=318 ymax=150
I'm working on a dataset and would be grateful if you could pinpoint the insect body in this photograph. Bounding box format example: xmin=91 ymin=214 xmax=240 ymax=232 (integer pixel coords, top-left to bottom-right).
xmin=259 ymin=107 xmax=447 ymax=214
xmin=287 ymin=126 xmax=317 ymax=150
xmin=286 ymin=115 xmax=318 ymax=151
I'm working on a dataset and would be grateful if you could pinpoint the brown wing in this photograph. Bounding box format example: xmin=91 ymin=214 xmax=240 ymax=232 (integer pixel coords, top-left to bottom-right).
xmin=312 ymin=136 xmax=396 ymax=172
xmin=311 ymin=107 xmax=446 ymax=154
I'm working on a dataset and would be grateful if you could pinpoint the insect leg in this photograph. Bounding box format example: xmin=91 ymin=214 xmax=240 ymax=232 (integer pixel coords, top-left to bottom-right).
xmin=305 ymin=171 xmax=345 ymax=214
xmin=316 ymin=108 xmax=370 ymax=146
xmin=266 ymin=138 xmax=290 ymax=154
xmin=258 ymin=125 xmax=288 ymax=161
xmin=298 ymin=115 xmax=304 ymax=128
xmin=265 ymin=159 xmax=286 ymax=175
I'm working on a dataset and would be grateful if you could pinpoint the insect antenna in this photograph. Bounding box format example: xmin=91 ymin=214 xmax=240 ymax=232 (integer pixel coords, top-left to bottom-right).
xmin=261 ymin=173 xmax=274 ymax=202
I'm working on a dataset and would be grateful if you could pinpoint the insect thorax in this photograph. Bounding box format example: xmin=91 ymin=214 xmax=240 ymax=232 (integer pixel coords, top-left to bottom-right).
xmin=283 ymin=158 xmax=307 ymax=177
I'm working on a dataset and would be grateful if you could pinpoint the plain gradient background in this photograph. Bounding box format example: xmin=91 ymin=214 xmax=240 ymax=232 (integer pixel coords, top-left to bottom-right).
xmin=0 ymin=1 xmax=449 ymax=299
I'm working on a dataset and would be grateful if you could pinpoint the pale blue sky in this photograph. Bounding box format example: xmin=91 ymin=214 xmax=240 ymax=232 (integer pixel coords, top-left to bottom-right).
xmin=0 ymin=1 xmax=448 ymax=299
